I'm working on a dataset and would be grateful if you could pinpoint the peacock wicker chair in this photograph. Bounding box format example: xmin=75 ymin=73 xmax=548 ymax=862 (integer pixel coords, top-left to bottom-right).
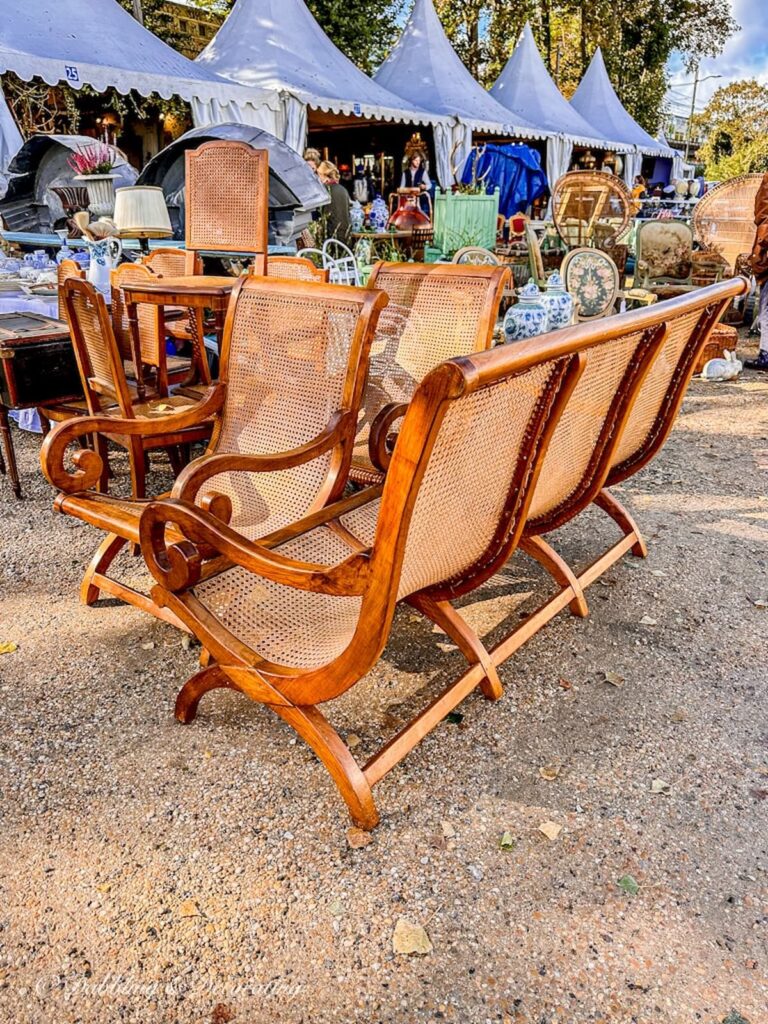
xmin=551 ymin=170 xmax=632 ymax=251
xmin=692 ymin=173 xmax=763 ymax=275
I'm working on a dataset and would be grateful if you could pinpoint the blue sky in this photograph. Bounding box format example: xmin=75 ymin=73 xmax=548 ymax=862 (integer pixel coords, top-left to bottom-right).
xmin=666 ymin=0 xmax=768 ymax=115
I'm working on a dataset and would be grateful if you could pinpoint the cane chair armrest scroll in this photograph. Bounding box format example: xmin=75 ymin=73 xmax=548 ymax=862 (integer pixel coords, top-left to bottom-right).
xmin=172 ymin=410 xmax=354 ymax=505
xmin=369 ymin=402 xmax=408 ymax=473
xmin=140 ymin=499 xmax=371 ymax=597
xmin=41 ymin=385 xmax=225 ymax=494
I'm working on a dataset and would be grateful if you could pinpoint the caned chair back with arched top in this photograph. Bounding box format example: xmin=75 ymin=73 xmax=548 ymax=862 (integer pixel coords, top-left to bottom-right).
xmin=552 ymin=171 xmax=631 ymax=250
xmin=561 ymin=247 xmax=620 ymax=321
xmin=184 ymin=141 xmax=269 ymax=262
xmin=351 ymin=262 xmax=509 ymax=477
xmin=635 ymin=219 xmax=693 ymax=285
xmin=198 ymin=276 xmax=387 ymax=540
xmin=692 ymin=174 xmax=763 ymax=274
xmin=268 ymin=256 xmax=329 ymax=283
xmin=60 ymin=277 xmax=134 ymax=417
xmin=140 ymin=247 xmax=202 ymax=279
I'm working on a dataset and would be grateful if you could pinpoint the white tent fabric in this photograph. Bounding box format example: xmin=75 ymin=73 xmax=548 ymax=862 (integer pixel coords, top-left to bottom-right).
xmin=195 ymin=0 xmax=448 ymax=141
xmin=491 ymin=24 xmax=627 ymax=151
xmin=0 ymin=81 xmax=23 ymax=191
xmin=546 ymin=136 xmax=573 ymax=192
xmin=0 ymin=0 xmax=276 ymax=119
xmin=570 ymin=49 xmax=673 ymax=157
xmin=623 ymin=150 xmax=642 ymax=188
xmin=375 ymin=0 xmax=547 ymax=182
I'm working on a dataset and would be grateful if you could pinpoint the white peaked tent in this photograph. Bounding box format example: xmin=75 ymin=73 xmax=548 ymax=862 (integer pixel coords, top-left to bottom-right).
xmin=195 ymin=0 xmax=450 ymax=157
xmin=570 ymin=48 xmax=674 ymax=185
xmin=0 ymin=0 xmax=277 ymax=125
xmin=375 ymin=0 xmax=547 ymax=185
xmin=491 ymin=24 xmax=629 ymax=189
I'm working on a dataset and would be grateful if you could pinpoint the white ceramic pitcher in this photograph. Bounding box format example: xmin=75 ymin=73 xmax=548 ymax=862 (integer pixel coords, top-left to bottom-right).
xmin=84 ymin=236 xmax=122 ymax=296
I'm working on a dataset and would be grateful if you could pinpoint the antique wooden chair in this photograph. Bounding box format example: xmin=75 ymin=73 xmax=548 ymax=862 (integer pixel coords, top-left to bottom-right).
xmin=561 ymin=247 xmax=621 ymax=321
xmin=41 ymin=276 xmax=388 ymax=621
xmin=350 ymin=261 xmax=509 ymax=485
xmin=518 ymin=276 xmax=748 ymax=625
xmin=138 ymin=338 xmax=583 ymax=828
xmin=55 ymin=276 xmax=213 ymax=498
xmin=551 ymin=170 xmax=631 ymax=251
xmin=634 ymin=220 xmax=701 ymax=295
xmin=267 ymin=256 xmax=329 ymax=283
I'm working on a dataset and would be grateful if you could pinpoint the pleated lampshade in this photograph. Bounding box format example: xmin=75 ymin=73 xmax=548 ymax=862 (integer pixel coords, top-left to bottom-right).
xmin=113 ymin=186 xmax=172 ymax=239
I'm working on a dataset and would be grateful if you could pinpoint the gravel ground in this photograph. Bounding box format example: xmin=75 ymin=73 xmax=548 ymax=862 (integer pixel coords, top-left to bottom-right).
xmin=0 ymin=341 xmax=767 ymax=1024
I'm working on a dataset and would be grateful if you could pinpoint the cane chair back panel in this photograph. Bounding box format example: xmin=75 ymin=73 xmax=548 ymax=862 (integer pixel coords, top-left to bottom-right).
xmin=561 ymin=247 xmax=620 ymax=320
xmin=200 ymin=282 xmax=375 ymax=539
xmin=61 ymin=279 xmax=133 ymax=415
xmin=525 ymin=331 xmax=642 ymax=523
xmin=636 ymin=220 xmax=693 ymax=284
xmin=57 ymin=259 xmax=85 ymax=290
xmin=692 ymin=174 xmax=763 ymax=274
xmin=552 ymin=171 xmax=631 ymax=249
xmin=355 ymin=263 xmax=507 ymax=467
xmin=111 ymin=263 xmax=163 ymax=366
xmin=609 ymin=307 xmax=709 ymax=470
xmin=140 ymin=248 xmax=192 ymax=278
xmin=268 ymin=256 xmax=329 ymax=283
xmin=184 ymin=141 xmax=269 ymax=256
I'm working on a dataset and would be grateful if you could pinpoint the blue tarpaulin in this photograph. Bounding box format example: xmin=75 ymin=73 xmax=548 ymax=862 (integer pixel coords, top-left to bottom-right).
xmin=461 ymin=144 xmax=548 ymax=217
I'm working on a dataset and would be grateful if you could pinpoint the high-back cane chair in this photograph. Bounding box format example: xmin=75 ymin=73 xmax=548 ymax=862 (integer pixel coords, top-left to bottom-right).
xmin=692 ymin=174 xmax=763 ymax=276
xmin=42 ymin=277 xmax=388 ymax=621
xmin=57 ymin=276 xmax=213 ymax=498
xmin=139 ymin=339 xmax=583 ymax=829
xmin=350 ymin=261 xmax=509 ymax=485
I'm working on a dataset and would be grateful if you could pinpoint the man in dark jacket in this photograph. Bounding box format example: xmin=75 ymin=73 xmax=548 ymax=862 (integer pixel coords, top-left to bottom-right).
xmin=746 ymin=172 xmax=768 ymax=371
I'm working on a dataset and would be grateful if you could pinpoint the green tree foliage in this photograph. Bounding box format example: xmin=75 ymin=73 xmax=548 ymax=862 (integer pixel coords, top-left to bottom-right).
xmin=435 ymin=0 xmax=737 ymax=134
xmin=116 ymin=0 xmax=184 ymax=49
xmin=694 ymin=80 xmax=768 ymax=178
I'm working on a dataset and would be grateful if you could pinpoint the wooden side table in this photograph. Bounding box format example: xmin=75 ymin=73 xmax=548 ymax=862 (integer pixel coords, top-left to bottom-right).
xmin=121 ymin=276 xmax=235 ymax=403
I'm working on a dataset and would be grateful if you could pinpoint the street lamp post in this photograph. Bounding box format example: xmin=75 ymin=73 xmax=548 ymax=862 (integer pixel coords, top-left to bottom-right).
xmin=682 ymin=67 xmax=722 ymax=163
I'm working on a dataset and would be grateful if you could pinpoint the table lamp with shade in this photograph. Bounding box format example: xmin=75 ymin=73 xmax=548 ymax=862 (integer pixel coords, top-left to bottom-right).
xmin=113 ymin=185 xmax=172 ymax=254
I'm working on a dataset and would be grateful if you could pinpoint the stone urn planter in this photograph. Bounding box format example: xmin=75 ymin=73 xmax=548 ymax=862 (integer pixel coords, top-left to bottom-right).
xmin=73 ymin=173 xmax=118 ymax=218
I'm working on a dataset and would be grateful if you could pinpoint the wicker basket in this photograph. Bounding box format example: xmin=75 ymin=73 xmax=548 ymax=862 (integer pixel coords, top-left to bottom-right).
xmin=693 ymin=323 xmax=739 ymax=374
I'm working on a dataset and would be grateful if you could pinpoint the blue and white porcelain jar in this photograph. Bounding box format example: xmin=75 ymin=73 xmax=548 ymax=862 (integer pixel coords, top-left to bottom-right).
xmin=369 ymin=195 xmax=389 ymax=232
xmin=503 ymin=279 xmax=550 ymax=342
xmin=541 ymin=271 xmax=574 ymax=330
xmin=349 ymin=199 xmax=365 ymax=233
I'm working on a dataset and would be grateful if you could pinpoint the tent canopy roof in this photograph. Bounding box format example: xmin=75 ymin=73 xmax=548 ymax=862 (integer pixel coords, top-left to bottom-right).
xmin=0 ymin=0 xmax=276 ymax=112
xmin=570 ymin=49 xmax=673 ymax=156
xmin=491 ymin=24 xmax=629 ymax=151
xmin=375 ymin=0 xmax=545 ymax=138
xmin=196 ymin=0 xmax=448 ymax=126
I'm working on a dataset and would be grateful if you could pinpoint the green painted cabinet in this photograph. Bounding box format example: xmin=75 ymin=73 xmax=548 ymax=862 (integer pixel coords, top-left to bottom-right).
xmin=432 ymin=188 xmax=500 ymax=255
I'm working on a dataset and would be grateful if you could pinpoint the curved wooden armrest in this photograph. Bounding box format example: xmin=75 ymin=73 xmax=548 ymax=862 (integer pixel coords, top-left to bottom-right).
xmin=368 ymin=402 xmax=408 ymax=473
xmin=140 ymin=498 xmax=371 ymax=597
xmin=172 ymin=410 xmax=353 ymax=504
xmin=40 ymin=385 xmax=225 ymax=494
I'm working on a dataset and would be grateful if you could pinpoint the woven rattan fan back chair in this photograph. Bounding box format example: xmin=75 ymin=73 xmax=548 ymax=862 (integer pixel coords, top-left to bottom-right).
xmin=552 ymin=170 xmax=631 ymax=250
xmin=267 ymin=255 xmax=329 ymax=283
xmin=42 ymin=277 xmax=388 ymax=621
xmin=140 ymin=338 xmax=583 ymax=828
xmin=56 ymin=276 xmax=213 ymax=499
xmin=350 ymin=261 xmax=509 ymax=485
xmin=692 ymin=174 xmax=763 ymax=275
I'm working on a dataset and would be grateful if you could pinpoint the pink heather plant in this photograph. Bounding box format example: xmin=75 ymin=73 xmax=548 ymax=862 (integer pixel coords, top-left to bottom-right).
xmin=67 ymin=142 xmax=116 ymax=176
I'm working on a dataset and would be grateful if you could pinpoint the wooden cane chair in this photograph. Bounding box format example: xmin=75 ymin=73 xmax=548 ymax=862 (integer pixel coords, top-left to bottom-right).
xmin=54 ymin=276 xmax=213 ymax=499
xmin=267 ymin=256 xmax=329 ymax=283
xmin=350 ymin=261 xmax=510 ymax=485
xmin=517 ymin=276 xmax=747 ymax=627
xmin=561 ymin=247 xmax=621 ymax=321
xmin=692 ymin=174 xmax=763 ymax=276
xmin=42 ymin=277 xmax=388 ymax=621
xmin=139 ymin=337 xmax=583 ymax=828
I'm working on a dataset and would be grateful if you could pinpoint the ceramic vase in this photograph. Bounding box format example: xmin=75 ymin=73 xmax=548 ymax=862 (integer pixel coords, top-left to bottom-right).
xmin=84 ymin=236 xmax=122 ymax=296
xmin=349 ymin=199 xmax=365 ymax=233
xmin=540 ymin=271 xmax=574 ymax=330
xmin=74 ymin=173 xmax=118 ymax=218
xmin=369 ymin=195 xmax=389 ymax=232
xmin=503 ymin=279 xmax=550 ymax=342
